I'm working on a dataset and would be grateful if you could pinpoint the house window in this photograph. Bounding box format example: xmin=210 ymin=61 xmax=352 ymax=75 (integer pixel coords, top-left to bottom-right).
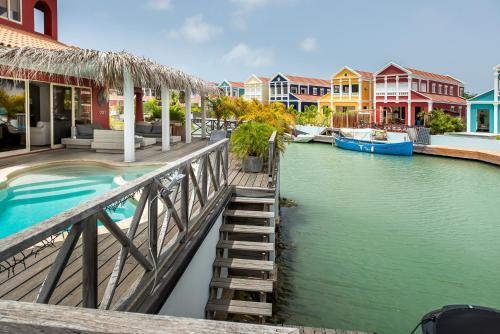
xmin=342 ymin=85 xmax=349 ymax=93
xmin=459 ymin=87 xmax=464 ymax=97
xmin=438 ymin=84 xmax=442 ymax=94
xmin=270 ymin=85 xmax=275 ymax=95
xmin=432 ymin=83 xmax=436 ymax=93
xmin=450 ymin=86 xmax=454 ymax=96
xmin=444 ymin=86 xmax=448 ymax=95
xmin=333 ymin=85 xmax=340 ymax=93
xmin=320 ymin=88 xmax=324 ymax=95
xmin=451 ymin=106 xmax=455 ymax=112
xmin=351 ymin=84 xmax=359 ymax=93
xmin=313 ymin=88 xmax=318 ymax=95
xmin=420 ymin=82 xmax=427 ymax=92
xmin=326 ymin=88 xmax=331 ymax=93
xmin=283 ymin=85 xmax=288 ymax=94
xmin=291 ymin=86 xmax=297 ymax=94
xmin=300 ymin=86 xmax=307 ymax=94
xmin=412 ymin=81 xmax=418 ymax=91
xmin=459 ymin=106 xmax=462 ymax=113
xmin=277 ymin=85 xmax=282 ymax=94
xmin=0 ymin=0 xmax=21 ymax=22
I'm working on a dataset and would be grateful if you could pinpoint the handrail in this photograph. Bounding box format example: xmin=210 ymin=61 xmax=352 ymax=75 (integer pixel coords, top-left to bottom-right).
xmin=268 ymin=131 xmax=278 ymax=187
xmin=0 ymin=139 xmax=230 ymax=311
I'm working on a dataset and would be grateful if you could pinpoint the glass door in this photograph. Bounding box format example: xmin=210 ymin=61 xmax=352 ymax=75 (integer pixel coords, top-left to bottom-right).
xmin=0 ymin=78 xmax=27 ymax=155
xmin=477 ymin=109 xmax=490 ymax=132
xmin=52 ymin=85 xmax=73 ymax=146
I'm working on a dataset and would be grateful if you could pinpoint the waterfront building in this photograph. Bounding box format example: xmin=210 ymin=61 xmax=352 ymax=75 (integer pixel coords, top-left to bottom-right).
xmin=466 ymin=65 xmax=500 ymax=134
xmin=244 ymin=74 xmax=269 ymax=103
xmin=219 ymin=80 xmax=245 ymax=97
xmin=268 ymin=73 xmax=330 ymax=112
xmin=318 ymin=66 xmax=373 ymax=113
xmin=373 ymin=62 xmax=467 ymax=127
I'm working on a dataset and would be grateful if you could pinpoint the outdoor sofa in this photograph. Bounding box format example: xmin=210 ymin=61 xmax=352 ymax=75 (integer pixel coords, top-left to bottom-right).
xmin=135 ymin=121 xmax=182 ymax=144
xmin=61 ymin=123 xmax=102 ymax=149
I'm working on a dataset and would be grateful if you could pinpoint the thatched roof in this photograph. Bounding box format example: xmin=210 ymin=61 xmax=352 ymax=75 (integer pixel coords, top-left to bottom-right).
xmin=0 ymin=46 xmax=219 ymax=95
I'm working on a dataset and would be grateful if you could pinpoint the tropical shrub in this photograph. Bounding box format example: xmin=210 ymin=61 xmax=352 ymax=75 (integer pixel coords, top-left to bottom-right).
xmin=426 ymin=109 xmax=464 ymax=134
xmin=231 ymin=122 xmax=275 ymax=160
xmin=144 ymin=98 xmax=162 ymax=119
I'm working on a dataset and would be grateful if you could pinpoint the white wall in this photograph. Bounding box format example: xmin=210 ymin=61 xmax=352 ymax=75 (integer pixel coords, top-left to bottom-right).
xmin=158 ymin=213 xmax=223 ymax=319
xmin=430 ymin=135 xmax=500 ymax=152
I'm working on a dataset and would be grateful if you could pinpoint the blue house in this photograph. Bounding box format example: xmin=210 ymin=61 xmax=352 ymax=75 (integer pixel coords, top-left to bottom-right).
xmin=268 ymin=73 xmax=330 ymax=112
xmin=218 ymin=80 xmax=245 ymax=98
xmin=467 ymin=65 xmax=499 ymax=134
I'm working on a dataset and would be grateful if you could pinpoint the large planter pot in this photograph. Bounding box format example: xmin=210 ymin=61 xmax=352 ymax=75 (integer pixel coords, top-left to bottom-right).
xmin=242 ymin=156 xmax=263 ymax=173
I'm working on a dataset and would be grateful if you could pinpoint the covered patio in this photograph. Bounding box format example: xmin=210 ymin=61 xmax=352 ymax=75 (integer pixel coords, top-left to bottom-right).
xmin=0 ymin=46 xmax=219 ymax=162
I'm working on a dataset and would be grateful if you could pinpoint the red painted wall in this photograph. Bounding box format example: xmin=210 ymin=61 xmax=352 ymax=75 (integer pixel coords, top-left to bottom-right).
xmin=0 ymin=0 xmax=58 ymax=40
xmin=91 ymin=84 xmax=109 ymax=129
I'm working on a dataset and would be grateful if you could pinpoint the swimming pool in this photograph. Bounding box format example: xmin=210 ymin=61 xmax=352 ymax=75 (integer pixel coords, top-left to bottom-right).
xmin=0 ymin=163 xmax=158 ymax=239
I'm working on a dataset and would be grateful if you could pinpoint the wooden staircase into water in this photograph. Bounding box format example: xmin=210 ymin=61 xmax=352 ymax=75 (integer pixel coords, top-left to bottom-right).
xmin=206 ymin=193 xmax=276 ymax=323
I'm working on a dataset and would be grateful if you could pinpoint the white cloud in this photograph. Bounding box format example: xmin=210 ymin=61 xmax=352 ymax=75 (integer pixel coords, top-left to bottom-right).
xmin=229 ymin=0 xmax=294 ymax=29
xmin=301 ymin=37 xmax=318 ymax=52
xmin=146 ymin=0 xmax=173 ymax=10
xmin=167 ymin=15 xmax=222 ymax=44
xmin=223 ymin=43 xmax=274 ymax=67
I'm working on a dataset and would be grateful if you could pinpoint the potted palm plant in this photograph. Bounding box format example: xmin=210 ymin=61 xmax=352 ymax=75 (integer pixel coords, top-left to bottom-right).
xmin=231 ymin=122 xmax=275 ymax=173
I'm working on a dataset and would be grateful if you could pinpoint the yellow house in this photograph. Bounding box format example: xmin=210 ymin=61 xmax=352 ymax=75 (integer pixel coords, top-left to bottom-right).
xmin=318 ymin=66 xmax=373 ymax=113
xmin=244 ymin=74 xmax=270 ymax=104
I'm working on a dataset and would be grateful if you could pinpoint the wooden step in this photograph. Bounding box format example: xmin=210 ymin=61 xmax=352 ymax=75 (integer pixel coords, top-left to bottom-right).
xmin=224 ymin=209 xmax=274 ymax=219
xmin=231 ymin=197 xmax=275 ymax=205
xmin=213 ymin=258 xmax=274 ymax=272
xmin=210 ymin=277 xmax=273 ymax=293
xmin=206 ymin=299 xmax=272 ymax=317
xmin=217 ymin=240 xmax=274 ymax=252
xmin=220 ymin=224 xmax=274 ymax=235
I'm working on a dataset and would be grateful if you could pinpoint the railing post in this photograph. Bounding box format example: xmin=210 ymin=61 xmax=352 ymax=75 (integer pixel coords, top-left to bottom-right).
xmin=180 ymin=163 xmax=190 ymax=241
xmin=215 ymin=147 xmax=221 ymax=189
xmin=202 ymin=154 xmax=208 ymax=203
xmin=148 ymin=182 xmax=158 ymax=264
xmin=223 ymin=141 xmax=229 ymax=185
xmin=82 ymin=214 xmax=98 ymax=309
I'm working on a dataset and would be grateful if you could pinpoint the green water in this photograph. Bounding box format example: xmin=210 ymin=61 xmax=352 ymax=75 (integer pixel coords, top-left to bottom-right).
xmin=276 ymin=143 xmax=500 ymax=334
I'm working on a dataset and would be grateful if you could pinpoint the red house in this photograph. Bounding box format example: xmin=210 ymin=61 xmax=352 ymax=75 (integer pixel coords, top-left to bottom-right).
xmin=373 ymin=62 xmax=467 ymax=127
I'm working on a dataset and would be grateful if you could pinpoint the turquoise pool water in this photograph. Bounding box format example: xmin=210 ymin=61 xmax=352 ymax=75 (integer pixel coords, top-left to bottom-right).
xmin=0 ymin=164 xmax=157 ymax=239
xmin=276 ymin=143 xmax=500 ymax=334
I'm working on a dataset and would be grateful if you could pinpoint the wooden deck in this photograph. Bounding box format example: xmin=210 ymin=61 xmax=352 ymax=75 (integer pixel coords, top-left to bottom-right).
xmin=0 ymin=139 xmax=269 ymax=188
xmin=285 ymin=325 xmax=373 ymax=334
xmin=0 ymin=140 xmax=269 ymax=309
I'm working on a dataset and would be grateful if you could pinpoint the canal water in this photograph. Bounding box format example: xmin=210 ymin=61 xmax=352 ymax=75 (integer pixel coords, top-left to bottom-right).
xmin=276 ymin=143 xmax=500 ymax=334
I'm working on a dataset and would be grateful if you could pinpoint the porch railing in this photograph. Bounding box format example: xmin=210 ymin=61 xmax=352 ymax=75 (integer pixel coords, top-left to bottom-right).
xmin=0 ymin=139 xmax=230 ymax=311
xmin=268 ymin=131 xmax=279 ymax=188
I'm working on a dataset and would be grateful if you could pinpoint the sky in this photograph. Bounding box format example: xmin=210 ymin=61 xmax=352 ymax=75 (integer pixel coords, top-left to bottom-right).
xmin=59 ymin=0 xmax=500 ymax=93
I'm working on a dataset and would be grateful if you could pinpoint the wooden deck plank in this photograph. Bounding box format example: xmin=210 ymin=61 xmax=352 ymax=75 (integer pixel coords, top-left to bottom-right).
xmin=220 ymin=224 xmax=274 ymax=235
xmin=206 ymin=299 xmax=272 ymax=317
xmin=224 ymin=209 xmax=274 ymax=219
xmin=210 ymin=277 xmax=273 ymax=293
xmin=231 ymin=197 xmax=275 ymax=205
xmin=217 ymin=240 xmax=274 ymax=252
xmin=213 ymin=258 xmax=273 ymax=272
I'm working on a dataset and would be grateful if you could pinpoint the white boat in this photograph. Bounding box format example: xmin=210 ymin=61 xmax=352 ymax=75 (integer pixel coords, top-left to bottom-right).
xmin=293 ymin=134 xmax=314 ymax=143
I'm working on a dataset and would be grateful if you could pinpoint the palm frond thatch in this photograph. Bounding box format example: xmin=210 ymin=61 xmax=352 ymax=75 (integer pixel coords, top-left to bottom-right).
xmin=0 ymin=46 xmax=219 ymax=95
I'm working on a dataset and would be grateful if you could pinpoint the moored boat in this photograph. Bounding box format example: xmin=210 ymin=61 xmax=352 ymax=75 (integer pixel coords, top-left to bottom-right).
xmin=335 ymin=136 xmax=413 ymax=156
xmin=293 ymin=134 xmax=314 ymax=143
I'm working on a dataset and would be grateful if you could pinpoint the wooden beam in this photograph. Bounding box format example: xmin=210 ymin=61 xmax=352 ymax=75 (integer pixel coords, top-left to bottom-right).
xmin=82 ymin=214 xmax=98 ymax=309
xmin=100 ymin=186 xmax=151 ymax=310
xmin=148 ymin=183 xmax=158 ymax=264
xmin=97 ymin=211 xmax=153 ymax=272
xmin=180 ymin=163 xmax=190 ymax=238
xmin=0 ymin=300 xmax=298 ymax=334
xmin=36 ymin=223 xmax=83 ymax=304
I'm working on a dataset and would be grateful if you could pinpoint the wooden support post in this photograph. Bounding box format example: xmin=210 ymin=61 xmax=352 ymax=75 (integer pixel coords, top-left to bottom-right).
xmin=36 ymin=223 xmax=83 ymax=304
xmin=223 ymin=142 xmax=229 ymax=184
xmin=148 ymin=183 xmax=158 ymax=264
xmin=161 ymin=85 xmax=170 ymax=152
xmin=123 ymin=70 xmax=136 ymax=163
xmin=215 ymin=148 xmax=221 ymax=189
xmin=201 ymin=94 xmax=207 ymax=139
xmin=180 ymin=163 xmax=190 ymax=239
xmin=201 ymin=154 xmax=208 ymax=202
xmin=185 ymin=89 xmax=192 ymax=144
xmin=82 ymin=214 xmax=98 ymax=309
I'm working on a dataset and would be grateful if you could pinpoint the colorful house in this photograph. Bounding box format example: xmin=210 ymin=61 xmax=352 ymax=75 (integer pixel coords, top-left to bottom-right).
xmin=268 ymin=73 xmax=330 ymax=112
xmin=318 ymin=66 xmax=373 ymax=113
xmin=373 ymin=62 xmax=467 ymax=127
xmin=244 ymin=75 xmax=269 ymax=103
xmin=219 ymin=80 xmax=245 ymax=98
xmin=466 ymin=65 xmax=500 ymax=134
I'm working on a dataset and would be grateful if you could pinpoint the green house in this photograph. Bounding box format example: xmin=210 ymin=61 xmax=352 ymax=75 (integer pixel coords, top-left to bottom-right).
xmin=467 ymin=65 xmax=500 ymax=134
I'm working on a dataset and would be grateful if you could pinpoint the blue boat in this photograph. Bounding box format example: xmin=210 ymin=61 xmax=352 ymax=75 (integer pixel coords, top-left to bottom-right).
xmin=335 ymin=136 xmax=413 ymax=156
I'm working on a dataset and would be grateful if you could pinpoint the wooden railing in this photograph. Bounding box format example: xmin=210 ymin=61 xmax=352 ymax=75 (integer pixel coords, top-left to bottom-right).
xmin=191 ymin=118 xmax=239 ymax=135
xmin=268 ymin=131 xmax=279 ymax=188
xmin=0 ymin=139 xmax=230 ymax=311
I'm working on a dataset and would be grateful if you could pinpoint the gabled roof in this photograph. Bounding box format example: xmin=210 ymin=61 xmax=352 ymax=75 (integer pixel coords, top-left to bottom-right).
xmin=228 ymin=81 xmax=244 ymax=88
xmin=333 ymin=66 xmax=373 ymax=80
xmin=374 ymin=62 xmax=410 ymax=76
xmin=283 ymin=74 xmax=330 ymax=86
xmin=258 ymin=77 xmax=270 ymax=83
xmin=291 ymin=93 xmax=322 ymax=102
xmin=413 ymin=91 xmax=467 ymax=104
xmin=0 ymin=24 xmax=71 ymax=50
xmin=406 ymin=68 xmax=463 ymax=85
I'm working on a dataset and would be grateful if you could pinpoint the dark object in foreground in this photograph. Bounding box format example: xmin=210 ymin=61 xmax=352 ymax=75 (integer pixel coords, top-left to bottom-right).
xmin=415 ymin=305 xmax=500 ymax=334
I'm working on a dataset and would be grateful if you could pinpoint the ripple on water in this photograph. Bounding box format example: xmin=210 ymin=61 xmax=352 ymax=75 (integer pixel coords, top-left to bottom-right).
xmin=276 ymin=143 xmax=500 ymax=334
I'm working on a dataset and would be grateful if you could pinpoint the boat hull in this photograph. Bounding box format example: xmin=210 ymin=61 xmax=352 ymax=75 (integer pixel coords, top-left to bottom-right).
xmin=335 ymin=137 xmax=413 ymax=156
